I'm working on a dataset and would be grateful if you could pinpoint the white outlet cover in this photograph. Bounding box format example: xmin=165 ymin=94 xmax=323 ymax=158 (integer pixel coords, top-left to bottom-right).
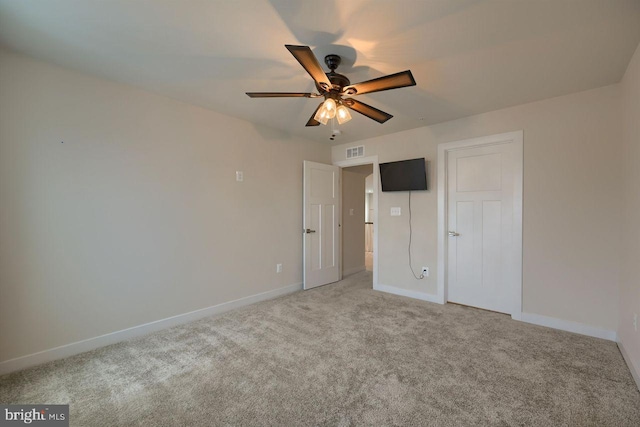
xmin=390 ymin=207 xmax=401 ymax=216
xmin=349 ymin=208 xmax=354 ymax=216
xmin=276 ymin=263 xmax=282 ymax=273
xmin=236 ymin=171 xmax=243 ymax=182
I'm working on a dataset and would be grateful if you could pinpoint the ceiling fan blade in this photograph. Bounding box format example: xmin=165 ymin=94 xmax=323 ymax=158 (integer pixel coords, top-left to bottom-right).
xmin=345 ymin=99 xmax=393 ymax=123
xmin=285 ymin=45 xmax=332 ymax=91
xmin=305 ymin=103 xmax=323 ymax=127
xmin=343 ymin=70 xmax=416 ymax=96
xmin=246 ymin=92 xmax=312 ymax=98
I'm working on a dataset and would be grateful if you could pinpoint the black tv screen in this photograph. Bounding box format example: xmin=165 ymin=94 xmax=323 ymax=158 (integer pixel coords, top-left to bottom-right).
xmin=379 ymin=158 xmax=427 ymax=192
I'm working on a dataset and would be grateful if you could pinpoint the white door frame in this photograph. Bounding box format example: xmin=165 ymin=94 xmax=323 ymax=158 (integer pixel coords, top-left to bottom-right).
xmin=437 ymin=131 xmax=523 ymax=320
xmin=334 ymin=155 xmax=379 ymax=288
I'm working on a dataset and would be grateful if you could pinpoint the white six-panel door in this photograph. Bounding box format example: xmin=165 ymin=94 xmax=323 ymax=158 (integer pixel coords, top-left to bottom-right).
xmin=303 ymin=161 xmax=340 ymax=289
xmin=446 ymin=140 xmax=521 ymax=314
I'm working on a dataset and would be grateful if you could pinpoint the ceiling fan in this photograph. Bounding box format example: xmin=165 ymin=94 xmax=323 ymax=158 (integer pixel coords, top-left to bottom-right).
xmin=246 ymin=45 xmax=416 ymax=127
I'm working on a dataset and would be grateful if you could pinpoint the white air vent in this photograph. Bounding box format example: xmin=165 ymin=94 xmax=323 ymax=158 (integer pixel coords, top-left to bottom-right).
xmin=346 ymin=145 xmax=365 ymax=159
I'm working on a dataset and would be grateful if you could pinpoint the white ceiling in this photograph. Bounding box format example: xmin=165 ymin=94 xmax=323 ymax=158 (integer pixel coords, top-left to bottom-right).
xmin=1 ymin=0 xmax=639 ymax=144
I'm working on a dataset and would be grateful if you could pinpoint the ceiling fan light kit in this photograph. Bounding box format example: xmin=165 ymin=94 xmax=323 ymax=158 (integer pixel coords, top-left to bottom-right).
xmin=316 ymin=97 xmax=337 ymax=120
xmin=246 ymin=45 xmax=416 ymax=132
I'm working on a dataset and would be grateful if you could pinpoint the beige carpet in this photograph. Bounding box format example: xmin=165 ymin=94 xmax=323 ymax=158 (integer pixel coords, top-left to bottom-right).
xmin=1 ymin=271 xmax=639 ymax=426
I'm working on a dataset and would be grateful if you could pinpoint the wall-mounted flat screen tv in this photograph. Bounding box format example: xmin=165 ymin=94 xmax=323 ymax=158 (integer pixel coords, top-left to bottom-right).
xmin=379 ymin=158 xmax=427 ymax=192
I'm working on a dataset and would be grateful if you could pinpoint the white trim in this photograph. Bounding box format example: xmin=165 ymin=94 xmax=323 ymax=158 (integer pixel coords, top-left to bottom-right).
xmin=343 ymin=265 xmax=366 ymax=277
xmin=338 ymin=166 xmax=343 ymax=281
xmin=374 ymin=283 xmax=440 ymax=304
xmin=520 ymin=312 xmax=617 ymax=341
xmin=334 ymin=155 xmax=379 ymax=289
xmin=437 ymin=131 xmax=523 ymax=320
xmin=0 ymin=282 xmax=302 ymax=375
xmin=437 ymin=145 xmax=447 ymax=305
xmin=618 ymin=339 xmax=640 ymax=391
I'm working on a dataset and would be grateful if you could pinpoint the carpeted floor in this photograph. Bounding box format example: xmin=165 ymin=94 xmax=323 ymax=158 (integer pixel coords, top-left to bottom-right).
xmin=1 ymin=271 xmax=639 ymax=426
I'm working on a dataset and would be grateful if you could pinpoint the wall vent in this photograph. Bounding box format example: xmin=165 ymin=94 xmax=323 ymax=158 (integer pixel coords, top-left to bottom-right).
xmin=346 ymin=145 xmax=365 ymax=159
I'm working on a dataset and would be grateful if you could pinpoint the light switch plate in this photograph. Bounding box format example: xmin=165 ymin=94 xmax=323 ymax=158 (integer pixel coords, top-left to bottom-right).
xmin=349 ymin=208 xmax=354 ymax=216
xmin=390 ymin=207 xmax=401 ymax=216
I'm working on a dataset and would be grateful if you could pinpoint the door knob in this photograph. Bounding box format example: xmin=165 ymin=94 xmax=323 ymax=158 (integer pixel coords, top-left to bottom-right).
xmin=304 ymin=228 xmax=316 ymax=234
xmin=448 ymin=231 xmax=460 ymax=237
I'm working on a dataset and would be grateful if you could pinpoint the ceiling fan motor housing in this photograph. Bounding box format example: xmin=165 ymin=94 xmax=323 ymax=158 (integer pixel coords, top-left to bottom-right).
xmin=323 ymin=54 xmax=351 ymax=92
xmin=327 ymin=72 xmax=350 ymax=91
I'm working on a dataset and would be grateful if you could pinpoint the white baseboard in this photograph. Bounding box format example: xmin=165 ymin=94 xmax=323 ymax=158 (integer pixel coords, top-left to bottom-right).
xmin=374 ymin=283 xmax=440 ymax=303
xmin=617 ymin=339 xmax=640 ymax=391
xmin=0 ymin=282 xmax=302 ymax=376
xmin=520 ymin=312 xmax=617 ymax=341
xmin=343 ymin=265 xmax=366 ymax=277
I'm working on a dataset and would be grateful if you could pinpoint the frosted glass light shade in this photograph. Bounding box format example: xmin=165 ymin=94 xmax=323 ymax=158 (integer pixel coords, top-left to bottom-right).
xmin=324 ymin=98 xmax=337 ymax=118
xmin=313 ymin=104 xmax=329 ymax=125
xmin=336 ymin=105 xmax=352 ymax=124
xmin=317 ymin=113 xmax=329 ymax=125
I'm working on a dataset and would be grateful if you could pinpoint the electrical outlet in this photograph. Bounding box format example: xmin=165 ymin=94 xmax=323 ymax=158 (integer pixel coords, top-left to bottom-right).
xmin=421 ymin=267 xmax=429 ymax=277
xmin=276 ymin=263 xmax=282 ymax=273
xmin=236 ymin=171 xmax=243 ymax=182
xmin=634 ymin=313 xmax=638 ymax=332
xmin=390 ymin=207 xmax=401 ymax=216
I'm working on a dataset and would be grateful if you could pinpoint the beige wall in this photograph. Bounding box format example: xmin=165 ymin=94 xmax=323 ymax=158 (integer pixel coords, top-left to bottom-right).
xmin=332 ymin=84 xmax=623 ymax=331
xmin=619 ymin=43 xmax=640 ymax=380
xmin=0 ymin=50 xmax=330 ymax=362
xmin=341 ymin=169 xmax=366 ymax=274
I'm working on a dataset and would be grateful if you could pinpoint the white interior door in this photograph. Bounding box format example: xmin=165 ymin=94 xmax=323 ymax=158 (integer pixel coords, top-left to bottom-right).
xmin=303 ymin=161 xmax=340 ymax=289
xmin=446 ymin=141 xmax=520 ymax=314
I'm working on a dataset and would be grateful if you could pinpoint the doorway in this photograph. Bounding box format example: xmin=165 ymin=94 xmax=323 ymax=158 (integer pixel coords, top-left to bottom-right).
xmin=365 ymin=173 xmax=374 ymax=272
xmin=341 ymin=164 xmax=373 ymax=279
xmin=335 ymin=156 xmax=379 ymax=288
xmin=437 ymin=131 xmax=523 ymax=319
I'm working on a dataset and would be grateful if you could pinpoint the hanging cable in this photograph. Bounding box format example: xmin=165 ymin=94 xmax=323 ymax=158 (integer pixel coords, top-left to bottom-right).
xmin=408 ymin=190 xmax=424 ymax=279
xmin=329 ymin=118 xmax=337 ymax=141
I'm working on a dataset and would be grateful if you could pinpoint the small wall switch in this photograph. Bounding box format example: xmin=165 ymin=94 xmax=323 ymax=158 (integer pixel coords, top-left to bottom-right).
xmin=236 ymin=171 xmax=243 ymax=182
xmin=390 ymin=207 xmax=401 ymax=216
xmin=276 ymin=263 xmax=282 ymax=273
xmin=349 ymin=208 xmax=354 ymax=216
xmin=422 ymin=267 xmax=429 ymax=277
